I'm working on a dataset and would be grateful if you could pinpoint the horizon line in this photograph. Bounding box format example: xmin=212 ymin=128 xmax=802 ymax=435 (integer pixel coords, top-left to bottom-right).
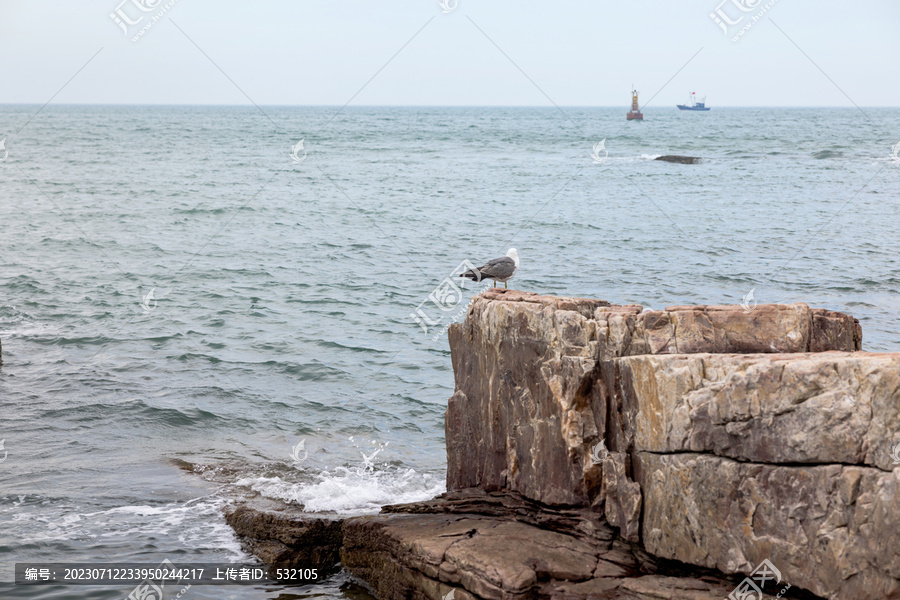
xmin=1 ymin=103 xmax=899 ymax=109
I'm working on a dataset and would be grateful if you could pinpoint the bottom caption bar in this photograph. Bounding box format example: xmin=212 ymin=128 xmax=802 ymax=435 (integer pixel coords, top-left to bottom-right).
xmin=15 ymin=562 xmax=319 ymax=585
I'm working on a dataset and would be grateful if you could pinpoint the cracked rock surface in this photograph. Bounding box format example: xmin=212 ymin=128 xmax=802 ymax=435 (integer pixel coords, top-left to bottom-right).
xmin=225 ymin=290 xmax=885 ymax=599
xmin=341 ymin=490 xmax=743 ymax=600
xmin=636 ymin=453 xmax=900 ymax=600
xmin=443 ymin=290 xmax=890 ymax=599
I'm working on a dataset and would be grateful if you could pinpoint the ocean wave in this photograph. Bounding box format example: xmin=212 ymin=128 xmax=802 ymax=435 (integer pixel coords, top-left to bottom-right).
xmin=172 ymin=206 xmax=229 ymax=215
xmin=10 ymin=496 xmax=246 ymax=558
xmin=25 ymin=328 xmax=139 ymax=346
xmin=38 ymin=399 xmax=235 ymax=429
xmin=259 ymin=359 xmax=350 ymax=380
xmin=233 ymin=464 xmax=444 ymax=515
xmin=314 ymin=339 xmax=391 ymax=354
xmin=0 ymin=304 xmax=37 ymax=327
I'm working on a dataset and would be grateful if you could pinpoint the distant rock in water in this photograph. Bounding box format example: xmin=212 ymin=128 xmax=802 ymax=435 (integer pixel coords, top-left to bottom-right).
xmin=655 ymin=155 xmax=700 ymax=164
xmin=812 ymin=149 xmax=844 ymax=159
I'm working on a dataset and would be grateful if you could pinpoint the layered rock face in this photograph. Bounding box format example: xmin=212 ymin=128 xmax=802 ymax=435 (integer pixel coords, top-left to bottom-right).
xmin=231 ymin=491 xmax=745 ymax=599
xmin=225 ymin=290 xmax=892 ymax=599
xmin=440 ymin=289 xmax=900 ymax=600
xmin=445 ymin=290 xmax=862 ymax=505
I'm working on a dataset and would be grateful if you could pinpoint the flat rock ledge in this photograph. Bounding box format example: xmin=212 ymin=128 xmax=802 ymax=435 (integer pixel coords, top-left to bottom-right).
xmin=229 ymin=490 xmax=791 ymax=600
xmin=222 ymin=291 xmax=892 ymax=599
xmin=344 ymin=490 xmax=758 ymax=600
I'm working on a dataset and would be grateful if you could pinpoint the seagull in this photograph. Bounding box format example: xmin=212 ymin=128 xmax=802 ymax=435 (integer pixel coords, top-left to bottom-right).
xmin=460 ymin=248 xmax=519 ymax=289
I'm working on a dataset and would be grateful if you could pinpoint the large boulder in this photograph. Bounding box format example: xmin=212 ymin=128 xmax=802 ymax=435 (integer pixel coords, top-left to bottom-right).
xmin=616 ymin=351 xmax=900 ymax=468
xmin=636 ymin=452 xmax=900 ymax=600
xmin=446 ymin=290 xmax=863 ymax=506
xmin=443 ymin=290 xmax=899 ymax=600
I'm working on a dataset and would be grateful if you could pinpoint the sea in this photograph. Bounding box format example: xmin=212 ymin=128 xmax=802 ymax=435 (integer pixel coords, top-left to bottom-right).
xmin=1 ymin=105 xmax=899 ymax=599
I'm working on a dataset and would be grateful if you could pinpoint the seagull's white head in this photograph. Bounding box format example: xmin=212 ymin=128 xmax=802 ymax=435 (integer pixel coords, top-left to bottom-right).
xmin=506 ymin=247 xmax=519 ymax=267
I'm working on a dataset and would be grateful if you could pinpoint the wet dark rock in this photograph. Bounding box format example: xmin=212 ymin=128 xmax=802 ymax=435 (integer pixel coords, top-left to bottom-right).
xmin=223 ymin=499 xmax=342 ymax=576
xmin=655 ymin=155 xmax=700 ymax=164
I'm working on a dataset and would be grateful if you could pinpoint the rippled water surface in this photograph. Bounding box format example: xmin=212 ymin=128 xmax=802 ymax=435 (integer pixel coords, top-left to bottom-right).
xmin=1 ymin=105 xmax=899 ymax=599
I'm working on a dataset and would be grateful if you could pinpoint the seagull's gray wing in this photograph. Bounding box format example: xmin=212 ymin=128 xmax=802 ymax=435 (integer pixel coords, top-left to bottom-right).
xmin=477 ymin=256 xmax=516 ymax=279
xmin=460 ymin=256 xmax=516 ymax=281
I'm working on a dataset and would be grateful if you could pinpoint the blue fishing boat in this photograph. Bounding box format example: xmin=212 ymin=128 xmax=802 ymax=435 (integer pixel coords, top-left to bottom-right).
xmin=677 ymin=92 xmax=710 ymax=111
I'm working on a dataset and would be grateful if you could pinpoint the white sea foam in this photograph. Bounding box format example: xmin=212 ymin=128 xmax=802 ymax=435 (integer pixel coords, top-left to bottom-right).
xmin=602 ymin=153 xmax=662 ymax=162
xmin=95 ymin=498 xmax=245 ymax=557
xmin=234 ymin=465 xmax=445 ymax=515
xmin=9 ymin=496 xmax=247 ymax=559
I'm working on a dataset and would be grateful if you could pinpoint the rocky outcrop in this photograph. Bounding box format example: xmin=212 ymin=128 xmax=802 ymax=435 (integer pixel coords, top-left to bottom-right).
xmin=225 ymin=290 xmax=893 ymax=600
xmin=655 ymin=155 xmax=700 ymax=164
xmin=445 ymin=290 xmax=862 ymax=506
xmin=438 ymin=290 xmax=895 ymax=600
xmin=223 ymin=499 xmax=342 ymax=575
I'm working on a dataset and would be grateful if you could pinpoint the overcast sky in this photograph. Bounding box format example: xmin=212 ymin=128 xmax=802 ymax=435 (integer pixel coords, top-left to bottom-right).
xmin=0 ymin=0 xmax=897 ymax=107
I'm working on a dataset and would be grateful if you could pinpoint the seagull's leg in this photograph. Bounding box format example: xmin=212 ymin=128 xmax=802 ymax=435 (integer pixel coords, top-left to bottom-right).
xmin=493 ymin=280 xmax=496 ymax=288
xmin=504 ymin=281 xmax=508 ymax=289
